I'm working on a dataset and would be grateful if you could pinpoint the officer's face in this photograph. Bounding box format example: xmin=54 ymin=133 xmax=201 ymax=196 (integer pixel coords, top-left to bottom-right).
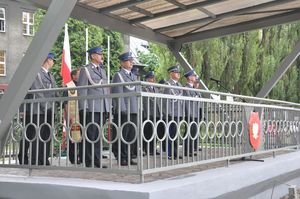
xmin=72 ymin=70 xmax=80 ymax=82
xmin=188 ymin=75 xmax=196 ymax=83
xmin=91 ymin=53 xmax=104 ymax=64
xmin=48 ymin=58 xmax=55 ymax=69
xmin=121 ymin=59 xmax=133 ymax=70
xmin=170 ymin=71 xmax=180 ymax=81
xmin=147 ymin=77 xmax=155 ymax=83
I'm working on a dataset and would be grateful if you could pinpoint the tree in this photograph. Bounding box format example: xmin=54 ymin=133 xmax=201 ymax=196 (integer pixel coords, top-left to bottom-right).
xmin=35 ymin=9 xmax=300 ymax=102
xmin=34 ymin=9 xmax=124 ymax=86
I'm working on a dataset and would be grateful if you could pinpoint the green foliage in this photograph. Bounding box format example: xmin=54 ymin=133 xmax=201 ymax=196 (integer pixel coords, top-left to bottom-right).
xmin=149 ymin=43 xmax=177 ymax=82
xmin=101 ymin=29 xmax=124 ymax=77
xmin=34 ymin=9 xmax=300 ymax=102
xmin=34 ymin=9 xmax=124 ymax=85
xmin=136 ymin=47 xmax=160 ymax=72
xmin=148 ymin=23 xmax=300 ymax=102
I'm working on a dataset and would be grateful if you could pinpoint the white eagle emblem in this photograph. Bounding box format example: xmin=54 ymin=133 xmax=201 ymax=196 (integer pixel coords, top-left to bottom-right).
xmin=252 ymin=122 xmax=259 ymax=140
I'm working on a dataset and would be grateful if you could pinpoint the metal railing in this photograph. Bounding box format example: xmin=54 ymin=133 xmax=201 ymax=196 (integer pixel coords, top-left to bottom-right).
xmin=1 ymin=81 xmax=300 ymax=182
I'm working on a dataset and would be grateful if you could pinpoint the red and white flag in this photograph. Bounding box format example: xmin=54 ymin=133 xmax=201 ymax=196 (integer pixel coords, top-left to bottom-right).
xmin=61 ymin=24 xmax=72 ymax=85
xmin=61 ymin=24 xmax=71 ymax=151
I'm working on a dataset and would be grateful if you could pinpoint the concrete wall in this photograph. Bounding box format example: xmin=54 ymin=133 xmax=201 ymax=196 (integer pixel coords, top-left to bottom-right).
xmin=1 ymin=151 xmax=300 ymax=199
xmin=0 ymin=0 xmax=36 ymax=85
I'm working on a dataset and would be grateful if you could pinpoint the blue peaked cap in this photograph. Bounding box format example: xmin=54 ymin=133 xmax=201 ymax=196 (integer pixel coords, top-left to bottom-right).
xmin=184 ymin=70 xmax=196 ymax=78
xmin=118 ymin=52 xmax=134 ymax=61
xmin=168 ymin=65 xmax=180 ymax=73
xmin=47 ymin=53 xmax=56 ymax=61
xmin=145 ymin=71 xmax=155 ymax=79
xmin=87 ymin=46 xmax=103 ymax=55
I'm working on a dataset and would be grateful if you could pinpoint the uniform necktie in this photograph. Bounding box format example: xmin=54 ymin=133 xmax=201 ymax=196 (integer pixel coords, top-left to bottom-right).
xmin=96 ymin=67 xmax=102 ymax=78
xmin=47 ymin=72 xmax=52 ymax=83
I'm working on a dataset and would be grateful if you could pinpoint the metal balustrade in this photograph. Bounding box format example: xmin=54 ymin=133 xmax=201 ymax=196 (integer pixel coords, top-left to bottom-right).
xmin=1 ymin=81 xmax=300 ymax=182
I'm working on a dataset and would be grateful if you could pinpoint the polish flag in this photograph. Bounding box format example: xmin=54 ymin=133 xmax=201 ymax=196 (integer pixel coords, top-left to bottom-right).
xmin=61 ymin=24 xmax=71 ymax=151
xmin=61 ymin=24 xmax=72 ymax=85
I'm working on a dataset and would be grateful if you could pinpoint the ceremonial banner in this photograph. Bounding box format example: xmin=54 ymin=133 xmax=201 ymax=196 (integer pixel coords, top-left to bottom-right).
xmin=67 ymin=81 xmax=81 ymax=142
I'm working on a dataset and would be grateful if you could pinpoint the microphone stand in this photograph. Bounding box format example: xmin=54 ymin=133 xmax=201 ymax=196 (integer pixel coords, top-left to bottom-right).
xmin=212 ymin=79 xmax=247 ymax=103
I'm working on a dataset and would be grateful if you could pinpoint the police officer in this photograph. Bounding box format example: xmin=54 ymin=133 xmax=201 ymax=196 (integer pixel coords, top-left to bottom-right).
xmin=77 ymin=46 xmax=110 ymax=168
xmin=163 ymin=65 xmax=183 ymax=159
xmin=18 ymin=53 xmax=57 ymax=165
xmin=142 ymin=71 xmax=161 ymax=155
xmin=112 ymin=52 xmax=138 ymax=166
xmin=194 ymin=76 xmax=201 ymax=90
xmin=183 ymin=70 xmax=202 ymax=156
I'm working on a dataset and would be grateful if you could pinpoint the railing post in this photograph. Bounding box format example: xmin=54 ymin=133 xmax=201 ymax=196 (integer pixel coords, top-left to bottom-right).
xmin=138 ymin=83 xmax=144 ymax=182
xmin=288 ymin=185 xmax=298 ymax=199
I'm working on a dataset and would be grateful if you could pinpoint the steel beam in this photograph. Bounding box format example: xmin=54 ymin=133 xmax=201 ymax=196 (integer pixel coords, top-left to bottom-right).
xmin=174 ymin=10 xmax=300 ymax=45
xmin=128 ymin=6 xmax=153 ymax=17
xmin=75 ymin=4 xmax=172 ymax=45
xmin=25 ymin=0 xmax=172 ymax=45
xmin=197 ymin=7 xmax=216 ymax=19
xmin=164 ymin=0 xmax=186 ymax=10
xmin=0 ymin=0 xmax=77 ymax=154
xmin=155 ymin=0 xmax=295 ymax=33
xmin=168 ymin=43 xmax=209 ymax=91
xmin=129 ymin=0 xmax=226 ymax=24
xmin=256 ymin=38 xmax=300 ymax=98
xmin=98 ymin=0 xmax=152 ymax=13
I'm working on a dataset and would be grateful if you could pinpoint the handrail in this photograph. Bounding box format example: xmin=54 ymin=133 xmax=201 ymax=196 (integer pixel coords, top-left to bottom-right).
xmin=23 ymin=81 xmax=300 ymax=108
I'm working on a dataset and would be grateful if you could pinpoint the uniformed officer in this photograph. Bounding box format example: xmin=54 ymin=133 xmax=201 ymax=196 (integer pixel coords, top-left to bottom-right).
xmin=77 ymin=46 xmax=110 ymax=168
xmin=163 ymin=65 xmax=183 ymax=159
xmin=194 ymin=76 xmax=201 ymax=89
xmin=18 ymin=53 xmax=57 ymax=166
xmin=112 ymin=52 xmax=138 ymax=166
xmin=183 ymin=70 xmax=202 ymax=156
xmin=142 ymin=71 xmax=161 ymax=155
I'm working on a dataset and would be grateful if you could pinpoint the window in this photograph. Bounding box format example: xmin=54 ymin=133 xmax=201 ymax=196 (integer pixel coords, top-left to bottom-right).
xmin=0 ymin=8 xmax=5 ymax=32
xmin=0 ymin=50 xmax=6 ymax=76
xmin=22 ymin=12 xmax=34 ymax=36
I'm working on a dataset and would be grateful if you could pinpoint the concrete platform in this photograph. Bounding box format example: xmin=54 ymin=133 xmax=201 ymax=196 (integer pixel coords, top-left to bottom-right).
xmin=1 ymin=150 xmax=300 ymax=199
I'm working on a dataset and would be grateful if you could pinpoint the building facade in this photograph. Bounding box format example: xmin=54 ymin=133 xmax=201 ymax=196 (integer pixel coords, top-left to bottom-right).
xmin=0 ymin=0 xmax=36 ymax=92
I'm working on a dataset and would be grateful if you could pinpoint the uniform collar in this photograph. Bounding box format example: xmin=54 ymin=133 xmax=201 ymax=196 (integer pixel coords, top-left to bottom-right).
xmin=42 ymin=66 xmax=48 ymax=73
xmin=188 ymin=82 xmax=194 ymax=87
xmin=122 ymin=68 xmax=131 ymax=75
xmin=171 ymin=78 xmax=178 ymax=84
xmin=91 ymin=62 xmax=99 ymax=68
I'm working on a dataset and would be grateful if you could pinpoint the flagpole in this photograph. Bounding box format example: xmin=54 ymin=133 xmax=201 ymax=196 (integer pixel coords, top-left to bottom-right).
xmin=107 ymin=35 xmax=110 ymax=84
xmin=85 ymin=27 xmax=88 ymax=65
xmin=107 ymin=35 xmax=111 ymax=142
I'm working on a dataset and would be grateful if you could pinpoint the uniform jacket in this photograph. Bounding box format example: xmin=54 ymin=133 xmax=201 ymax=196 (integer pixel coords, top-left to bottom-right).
xmin=112 ymin=68 xmax=138 ymax=114
xmin=163 ymin=79 xmax=183 ymax=118
xmin=183 ymin=83 xmax=202 ymax=120
xmin=142 ymin=84 xmax=161 ymax=118
xmin=77 ymin=63 xmax=110 ymax=113
xmin=27 ymin=67 xmax=57 ymax=114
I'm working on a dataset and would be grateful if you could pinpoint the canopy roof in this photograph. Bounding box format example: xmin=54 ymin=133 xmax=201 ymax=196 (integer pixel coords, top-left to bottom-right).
xmin=26 ymin=0 xmax=300 ymax=46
